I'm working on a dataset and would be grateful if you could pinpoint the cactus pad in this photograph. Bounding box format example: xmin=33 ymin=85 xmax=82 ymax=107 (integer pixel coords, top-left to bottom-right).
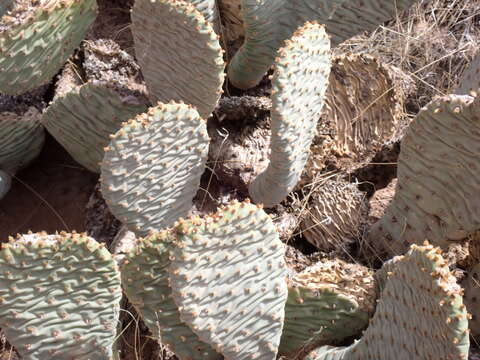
xmin=169 ymin=200 xmax=288 ymax=359
xmin=305 ymin=53 xmax=408 ymax=180
xmin=0 ymin=0 xmax=98 ymax=95
xmin=131 ymin=0 xmax=224 ymax=118
xmin=365 ymin=94 xmax=480 ymax=258
xmin=462 ymin=262 xmax=480 ymax=337
xmin=280 ymin=260 xmax=375 ymax=357
xmin=101 ymin=102 xmax=209 ymax=236
xmin=0 ymin=232 xmax=122 ymax=359
xmin=0 ymin=107 xmax=44 ymax=173
xmin=300 ymin=178 xmax=368 ymax=253
xmin=249 ymin=22 xmax=331 ymax=207
xmin=121 ymin=231 xmax=221 ymax=360
xmin=188 ymin=0 xmax=217 ymax=23
xmin=42 ymin=82 xmax=149 ymax=173
xmin=227 ymin=0 xmax=417 ymax=89
xmin=306 ymin=243 xmax=470 ymax=360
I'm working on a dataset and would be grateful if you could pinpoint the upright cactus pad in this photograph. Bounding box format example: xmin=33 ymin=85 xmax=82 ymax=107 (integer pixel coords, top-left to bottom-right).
xmin=0 ymin=232 xmax=122 ymax=359
xmin=249 ymin=22 xmax=331 ymax=207
xmin=0 ymin=107 xmax=44 ymax=173
xmin=169 ymin=200 xmax=288 ymax=360
xmin=227 ymin=0 xmax=417 ymax=89
xmin=131 ymin=0 xmax=225 ymax=118
xmin=0 ymin=0 xmax=98 ymax=95
xmin=306 ymin=243 xmax=470 ymax=360
xmin=456 ymin=53 xmax=480 ymax=95
xmin=42 ymin=82 xmax=149 ymax=173
xmin=101 ymin=102 xmax=209 ymax=236
xmin=121 ymin=231 xmax=221 ymax=360
xmin=280 ymin=260 xmax=375 ymax=357
xmin=365 ymin=94 xmax=480 ymax=258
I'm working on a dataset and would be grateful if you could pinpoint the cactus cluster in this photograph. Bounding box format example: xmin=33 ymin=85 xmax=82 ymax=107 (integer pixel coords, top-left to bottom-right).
xmin=1 ymin=0 xmax=480 ymax=359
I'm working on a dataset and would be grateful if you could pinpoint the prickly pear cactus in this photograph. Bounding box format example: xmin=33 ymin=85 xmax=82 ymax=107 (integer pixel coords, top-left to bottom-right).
xmin=280 ymin=260 xmax=376 ymax=358
xmin=365 ymin=94 xmax=480 ymax=259
xmin=131 ymin=0 xmax=224 ymax=118
xmin=456 ymin=52 xmax=480 ymax=95
xmin=248 ymin=22 xmax=331 ymax=207
xmin=0 ymin=232 xmax=122 ymax=360
xmin=300 ymin=178 xmax=368 ymax=253
xmin=169 ymin=200 xmax=288 ymax=360
xmin=304 ymin=53 xmax=409 ymax=180
xmin=42 ymin=82 xmax=149 ymax=173
xmin=0 ymin=108 xmax=44 ymax=173
xmin=188 ymin=0 xmax=217 ymax=23
xmin=101 ymin=102 xmax=209 ymax=236
xmin=0 ymin=0 xmax=98 ymax=95
xmin=306 ymin=243 xmax=470 ymax=360
xmin=227 ymin=0 xmax=417 ymax=89
xmin=121 ymin=231 xmax=221 ymax=360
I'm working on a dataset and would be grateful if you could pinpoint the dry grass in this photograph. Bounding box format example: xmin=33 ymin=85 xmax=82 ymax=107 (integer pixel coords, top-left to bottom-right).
xmin=336 ymin=0 xmax=480 ymax=113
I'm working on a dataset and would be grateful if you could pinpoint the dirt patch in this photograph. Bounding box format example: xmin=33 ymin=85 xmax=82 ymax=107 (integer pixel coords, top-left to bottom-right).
xmin=0 ymin=135 xmax=98 ymax=240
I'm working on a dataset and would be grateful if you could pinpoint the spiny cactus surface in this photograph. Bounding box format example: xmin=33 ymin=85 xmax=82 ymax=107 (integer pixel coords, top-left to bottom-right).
xmin=300 ymin=178 xmax=368 ymax=253
xmin=227 ymin=0 xmax=417 ymax=89
xmin=42 ymin=82 xmax=149 ymax=173
xmin=365 ymin=93 xmax=480 ymax=258
xmin=188 ymin=0 xmax=217 ymax=23
xmin=131 ymin=0 xmax=224 ymax=118
xmin=121 ymin=231 xmax=221 ymax=360
xmin=462 ymin=262 xmax=480 ymax=337
xmin=0 ymin=232 xmax=122 ymax=360
xmin=101 ymin=102 xmax=209 ymax=236
xmin=280 ymin=260 xmax=375 ymax=357
xmin=249 ymin=22 xmax=331 ymax=207
xmin=0 ymin=0 xmax=98 ymax=95
xmin=0 ymin=108 xmax=44 ymax=173
xmin=306 ymin=243 xmax=470 ymax=360
xmin=169 ymin=200 xmax=288 ymax=360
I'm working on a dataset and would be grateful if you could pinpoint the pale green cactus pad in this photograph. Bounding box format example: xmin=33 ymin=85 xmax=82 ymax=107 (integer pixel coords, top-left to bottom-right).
xmin=280 ymin=260 xmax=376 ymax=358
xmin=169 ymin=200 xmax=288 ymax=360
xmin=131 ymin=0 xmax=224 ymax=118
xmin=0 ymin=0 xmax=98 ymax=95
xmin=227 ymin=0 xmax=417 ymax=89
xmin=456 ymin=52 xmax=480 ymax=95
xmin=365 ymin=94 xmax=480 ymax=259
xmin=0 ymin=232 xmax=122 ymax=360
xmin=248 ymin=22 xmax=331 ymax=207
xmin=101 ymin=102 xmax=209 ymax=236
xmin=42 ymin=82 xmax=149 ymax=173
xmin=305 ymin=243 xmax=470 ymax=360
xmin=188 ymin=0 xmax=217 ymax=23
xmin=0 ymin=169 xmax=11 ymax=200
xmin=121 ymin=231 xmax=221 ymax=360
xmin=0 ymin=107 xmax=44 ymax=173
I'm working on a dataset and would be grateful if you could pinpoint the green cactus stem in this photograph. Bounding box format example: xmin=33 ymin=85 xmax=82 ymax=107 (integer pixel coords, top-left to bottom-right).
xmin=364 ymin=93 xmax=480 ymax=259
xmin=227 ymin=0 xmax=417 ymax=89
xmin=280 ymin=259 xmax=376 ymax=358
xmin=248 ymin=21 xmax=331 ymax=207
xmin=131 ymin=0 xmax=224 ymax=118
xmin=121 ymin=231 xmax=221 ymax=360
xmin=169 ymin=199 xmax=288 ymax=360
xmin=0 ymin=232 xmax=123 ymax=360
xmin=0 ymin=0 xmax=98 ymax=95
xmin=100 ymin=102 xmax=209 ymax=236
xmin=305 ymin=242 xmax=470 ymax=360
